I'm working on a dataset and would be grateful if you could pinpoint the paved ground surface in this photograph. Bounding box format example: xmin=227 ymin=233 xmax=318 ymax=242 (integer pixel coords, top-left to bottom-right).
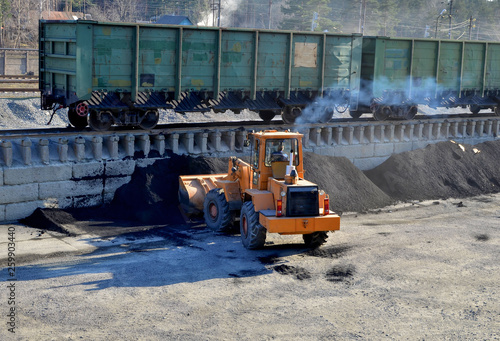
xmin=1 ymin=194 xmax=498 ymax=340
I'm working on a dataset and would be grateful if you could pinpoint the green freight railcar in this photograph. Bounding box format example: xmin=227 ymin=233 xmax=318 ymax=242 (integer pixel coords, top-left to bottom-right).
xmin=353 ymin=36 xmax=500 ymax=120
xmin=39 ymin=20 xmax=362 ymax=130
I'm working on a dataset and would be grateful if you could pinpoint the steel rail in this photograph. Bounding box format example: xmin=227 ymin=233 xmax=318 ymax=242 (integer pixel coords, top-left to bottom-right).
xmin=0 ymin=75 xmax=39 ymax=80
xmin=0 ymin=114 xmax=497 ymax=141
xmin=0 ymin=79 xmax=38 ymax=84
xmin=0 ymin=88 xmax=40 ymax=92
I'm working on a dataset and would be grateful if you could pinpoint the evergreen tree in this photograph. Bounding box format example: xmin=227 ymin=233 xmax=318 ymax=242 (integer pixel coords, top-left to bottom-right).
xmin=279 ymin=0 xmax=337 ymax=32
xmin=369 ymin=0 xmax=399 ymax=36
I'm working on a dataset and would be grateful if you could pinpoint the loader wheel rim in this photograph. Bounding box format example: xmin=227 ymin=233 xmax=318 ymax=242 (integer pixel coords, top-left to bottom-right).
xmin=209 ymin=202 xmax=218 ymax=221
xmin=242 ymin=215 xmax=248 ymax=237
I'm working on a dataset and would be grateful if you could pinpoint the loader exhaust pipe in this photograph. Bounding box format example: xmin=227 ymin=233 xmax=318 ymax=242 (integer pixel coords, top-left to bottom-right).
xmin=285 ymin=149 xmax=298 ymax=184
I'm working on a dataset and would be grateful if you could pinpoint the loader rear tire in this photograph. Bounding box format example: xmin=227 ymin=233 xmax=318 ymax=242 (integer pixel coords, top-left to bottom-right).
xmin=203 ymin=189 xmax=234 ymax=232
xmin=240 ymin=201 xmax=266 ymax=249
xmin=303 ymin=232 xmax=328 ymax=248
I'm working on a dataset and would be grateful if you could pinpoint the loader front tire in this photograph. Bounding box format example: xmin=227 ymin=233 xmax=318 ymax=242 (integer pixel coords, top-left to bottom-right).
xmin=240 ymin=201 xmax=266 ymax=249
xmin=303 ymin=232 xmax=328 ymax=248
xmin=204 ymin=189 xmax=234 ymax=232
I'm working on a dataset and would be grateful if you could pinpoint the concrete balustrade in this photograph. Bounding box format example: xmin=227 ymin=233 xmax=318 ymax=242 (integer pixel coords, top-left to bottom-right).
xmin=0 ymin=116 xmax=498 ymax=222
xmin=153 ymin=134 xmax=166 ymax=156
xmin=304 ymin=118 xmax=499 ymax=169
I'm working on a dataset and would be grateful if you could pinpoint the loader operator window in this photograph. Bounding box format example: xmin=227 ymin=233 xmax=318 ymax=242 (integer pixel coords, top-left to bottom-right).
xmin=265 ymin=139 xmax=299 ymax=167
xmin=251 ymin=139 xmax=259 ymax=168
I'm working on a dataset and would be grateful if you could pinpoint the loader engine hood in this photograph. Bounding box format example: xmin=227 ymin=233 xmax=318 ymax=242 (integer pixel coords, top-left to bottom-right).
xmin=286 ymin=186 xmax=319 ymax=217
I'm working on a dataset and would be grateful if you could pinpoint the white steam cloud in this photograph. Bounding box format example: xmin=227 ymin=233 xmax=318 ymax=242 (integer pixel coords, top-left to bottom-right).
xmin=198 ymin=0 xmax=242 ymax=26
xmin=296 ymin=75 xmax=460 ymax=124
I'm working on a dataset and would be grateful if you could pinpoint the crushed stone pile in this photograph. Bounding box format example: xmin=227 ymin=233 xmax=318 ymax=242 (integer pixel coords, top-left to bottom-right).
xmin=365 ymin=140 xmax=500 ymax=201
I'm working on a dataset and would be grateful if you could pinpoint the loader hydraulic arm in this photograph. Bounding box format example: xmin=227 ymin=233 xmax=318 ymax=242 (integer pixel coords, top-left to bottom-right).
xmin=228 ymin=157 xmax=252 ymax=192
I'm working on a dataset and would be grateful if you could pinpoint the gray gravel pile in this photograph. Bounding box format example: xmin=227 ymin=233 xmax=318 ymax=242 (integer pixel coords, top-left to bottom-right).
xmin=0 ymin=97 xmax=262 ymax=130
xmin=365 ymin=140 xmax=500 ymax=201
xmin=0 ymin=97 xmax=68 ymax=129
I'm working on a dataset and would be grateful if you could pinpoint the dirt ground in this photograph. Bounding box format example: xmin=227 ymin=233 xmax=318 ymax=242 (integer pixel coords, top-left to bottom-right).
xmin=1 ymin=194 xmax=499 ymax=340
xmin=3 ymin=108 xmax=500 ymax=339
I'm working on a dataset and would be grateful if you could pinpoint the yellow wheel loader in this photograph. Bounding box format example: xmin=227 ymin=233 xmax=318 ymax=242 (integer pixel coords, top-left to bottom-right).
xmin=178 ymin=130 xmax=340 ymax=249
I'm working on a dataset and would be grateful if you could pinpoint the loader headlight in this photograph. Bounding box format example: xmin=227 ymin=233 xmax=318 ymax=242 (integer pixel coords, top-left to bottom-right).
xmin=280 ymin=191 xmax=286 ymax=197
xmin=253 ymin=171 xmax=259 ymax=185
xmin=319 ymin=190 xmax=325 ymax=196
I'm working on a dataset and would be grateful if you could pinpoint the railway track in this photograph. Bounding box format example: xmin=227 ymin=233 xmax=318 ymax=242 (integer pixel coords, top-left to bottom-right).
xmin=0 ymin=74 xmax=38 ymax=80
xmin=0 ymin=113 xmax=497 ymax=141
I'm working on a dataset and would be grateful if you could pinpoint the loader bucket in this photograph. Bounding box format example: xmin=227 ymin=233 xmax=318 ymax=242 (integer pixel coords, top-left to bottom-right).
xmin=178 ymin=174 xmax=227 ymax=215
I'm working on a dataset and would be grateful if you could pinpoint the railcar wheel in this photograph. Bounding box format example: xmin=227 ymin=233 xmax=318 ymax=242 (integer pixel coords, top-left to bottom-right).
xmin=319 ymin=107 xmax=334 ymax=123
xmin=259 ymin=110 xmax=275 ymax=124
xmin=240 ymin=201 xmax=266 ymax=249
xmin=403 ymin=105 xmax=418 ymax=120
xmin=282 ymin=106 xmax=302 ymax=124
xmin=88 ymin=110 xmax=113 ymax=131
xmin=470 ymin=105 xmax=480 ymax=115
xmin=75 ymin=102 xmax=89 ymax=117
xmin=373 ymin=106 xmax=391 ymax=121
xmin=139 ymin=110 xmax=159 ymax=130
xmin=303 ymin=232 xmax=328 ymax=248
xmin=349 ymin=110 xmax=362 ymax=119
xmin=335 ymin=102 xmax=349 ymax=114
xmin=68 ymin=108 xmax=88 ymax=129
xmin=203 ymin=189 xmax=234 ymax=232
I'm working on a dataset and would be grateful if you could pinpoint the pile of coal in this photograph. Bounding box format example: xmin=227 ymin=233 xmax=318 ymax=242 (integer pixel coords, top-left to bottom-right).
xmin=365 ymin=140 xmax=500 ymax=201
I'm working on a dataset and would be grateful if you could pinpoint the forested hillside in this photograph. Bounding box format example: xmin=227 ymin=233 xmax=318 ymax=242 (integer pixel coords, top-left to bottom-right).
xmin=2 ymin=0 xmax=500 ymax=48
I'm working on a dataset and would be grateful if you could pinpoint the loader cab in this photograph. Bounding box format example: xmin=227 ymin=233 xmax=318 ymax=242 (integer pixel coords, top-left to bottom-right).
xmin=249 ymin=130 xmax=304 ymax=190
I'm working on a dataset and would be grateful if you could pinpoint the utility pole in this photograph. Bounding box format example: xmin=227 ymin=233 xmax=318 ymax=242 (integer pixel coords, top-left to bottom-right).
xmin=311 ymin=12 xmax=318 ymax=31
xmin=448 ymin=0 xmax=453 ymax=39
xmin=359 ymin=0 xmax=366 ymax=35
xmin=217 ymin=0 xmax=221 ymax=27
xmin=268 ymin=0 xmax=272 ymax=29
xmin=468 ymin=16 xmax=476 ymax=40
xmin=435 ymin=9 xmax=446 ymax=39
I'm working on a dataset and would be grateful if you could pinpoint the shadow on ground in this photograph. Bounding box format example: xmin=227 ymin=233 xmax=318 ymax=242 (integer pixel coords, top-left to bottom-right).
xmin=15 ymin=217 xmax=345 ymax=290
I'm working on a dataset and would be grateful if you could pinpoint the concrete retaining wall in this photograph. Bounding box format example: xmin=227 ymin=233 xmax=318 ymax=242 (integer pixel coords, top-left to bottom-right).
xmin=0 ymin=117 xmax=498 ymax=222
xmin=304 ymin=118 xmax=500 ymax=170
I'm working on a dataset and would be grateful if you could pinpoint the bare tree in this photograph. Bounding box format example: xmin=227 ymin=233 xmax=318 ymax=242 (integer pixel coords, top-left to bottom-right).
xmin=88 ymin=0 xmax=140 ymax=22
